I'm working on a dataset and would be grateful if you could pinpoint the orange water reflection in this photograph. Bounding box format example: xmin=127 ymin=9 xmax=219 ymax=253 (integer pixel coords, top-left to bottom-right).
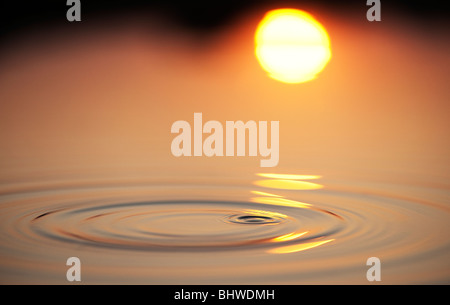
xmin=272 ymin=231 xmax=308 ymax=242
xmin=257 ymin=173 xmax=321 ymax=180
xmin=254 ymin=179 xmax=323 ymax=190
xmin=252 ymin=173 xmax=334 ymax=254
xmin=251 ymin=197 xmax=311 ymax=208
xmin=269 ymin=239 xmax=334 ymax=254
xmin=244 ymin=209 xmax=288 ymax=219
xmin=250 ymin=190 xmax=283 ymax=197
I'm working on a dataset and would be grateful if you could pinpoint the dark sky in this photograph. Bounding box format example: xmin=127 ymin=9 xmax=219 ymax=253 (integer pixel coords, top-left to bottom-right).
xmin=0 ymin=0 xmax=448 ymax=42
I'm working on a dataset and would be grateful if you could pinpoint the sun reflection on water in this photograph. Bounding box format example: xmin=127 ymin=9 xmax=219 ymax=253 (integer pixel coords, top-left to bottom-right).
xmin=269 ymin=239 xmax=335 ymax=254
xmin=253 ymin=179 xmax=323 ymax=190
xmin=251 ymin=197 xmax=311 ymax=208
xmin=257 ymin=173 xmax=321 ymax=180
xmin=252 ymin=173 xmax=334 ymax=254
xmin=272 ymin=231 xmax=308 ymax=242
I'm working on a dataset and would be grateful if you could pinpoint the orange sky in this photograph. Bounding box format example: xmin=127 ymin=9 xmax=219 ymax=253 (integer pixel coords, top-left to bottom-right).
xmin=0 ymin=10 xmax=449 ymax=183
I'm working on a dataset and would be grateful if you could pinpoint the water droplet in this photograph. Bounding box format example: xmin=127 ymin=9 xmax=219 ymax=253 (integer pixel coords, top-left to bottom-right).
xmin=227 ymin=213 xmax=284 ymax=225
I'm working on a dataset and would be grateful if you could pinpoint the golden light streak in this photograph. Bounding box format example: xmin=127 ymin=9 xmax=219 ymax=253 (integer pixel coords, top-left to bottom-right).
xmin=272 ymin=231 xmax=308 ymax=242
xmin=269 ymin=239 xmax=334 ymax=254
xmin=257 ymin=173 xmax=321 ymax=180
xmin=251 ymin=197 xmax=311 ymax=208
xmin=253 ymin=179 xmax=323 ymax=190
xmin=245 ymin=209 xmax=288 ymax=219
xmin=255 ymin=8 xmax=331 ymax=83
xmin=250 ymin=190 xmax=283 ymax=197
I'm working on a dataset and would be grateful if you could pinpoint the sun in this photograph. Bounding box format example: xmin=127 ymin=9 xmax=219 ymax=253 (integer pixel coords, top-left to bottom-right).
xmin=255 ymin=9 xmax=331 ymax=84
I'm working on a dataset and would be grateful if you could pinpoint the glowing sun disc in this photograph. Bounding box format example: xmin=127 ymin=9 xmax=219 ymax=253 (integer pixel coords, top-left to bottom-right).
xmin=255 ymin=9 xmax=331 ymax=84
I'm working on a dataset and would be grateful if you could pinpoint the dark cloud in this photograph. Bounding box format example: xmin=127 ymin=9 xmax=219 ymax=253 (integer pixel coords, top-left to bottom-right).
xmin=1 ymin=0 xmax=447 ymax=42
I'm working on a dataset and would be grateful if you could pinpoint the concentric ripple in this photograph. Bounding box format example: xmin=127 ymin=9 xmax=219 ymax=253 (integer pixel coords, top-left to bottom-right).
xmin=26 ymin=199 xmax=343 ymax=251
xmin=0 ymin=176 xmax=449 ymax=284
